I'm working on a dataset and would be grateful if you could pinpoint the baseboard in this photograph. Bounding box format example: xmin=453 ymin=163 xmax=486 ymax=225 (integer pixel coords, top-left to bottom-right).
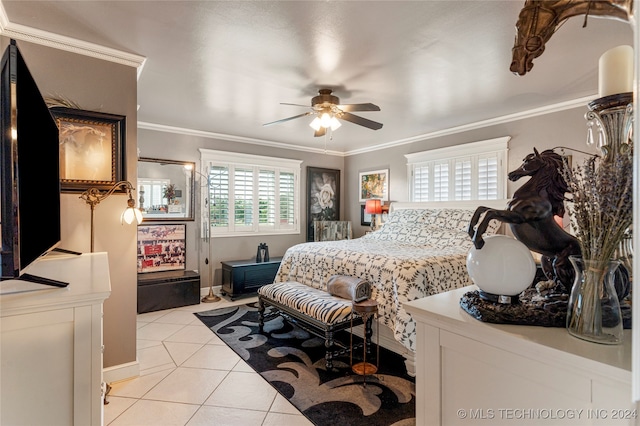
xmin=103 ymin=360 xmax=140 ymax=384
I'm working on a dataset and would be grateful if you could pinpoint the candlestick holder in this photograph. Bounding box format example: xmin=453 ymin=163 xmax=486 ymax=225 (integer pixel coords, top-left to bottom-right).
xmin=584 ymin=91 xmax=634 ymax=282
xmin=585 ymin=92 xmax=633 ymax=162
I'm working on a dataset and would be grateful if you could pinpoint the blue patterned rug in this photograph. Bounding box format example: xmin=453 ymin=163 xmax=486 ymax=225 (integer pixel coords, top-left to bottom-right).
xmin=195 ymin=302 xmax=415 ymax=426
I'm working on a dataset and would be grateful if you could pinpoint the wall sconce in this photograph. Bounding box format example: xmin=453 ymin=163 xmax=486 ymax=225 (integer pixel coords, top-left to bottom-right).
xmin=80 ymin=181 xmax=143 ymax=252
xmin=365 ymin=199 xmax=382 ymax=231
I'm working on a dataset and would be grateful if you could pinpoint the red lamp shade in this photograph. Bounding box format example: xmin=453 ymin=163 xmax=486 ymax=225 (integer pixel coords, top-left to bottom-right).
xmin=365 ymin=199 xmax=382 ymax=215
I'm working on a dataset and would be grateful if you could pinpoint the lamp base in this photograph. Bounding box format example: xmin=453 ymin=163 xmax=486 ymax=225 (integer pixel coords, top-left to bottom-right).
xmin=202 ymin=287 xmax=221 ymax=303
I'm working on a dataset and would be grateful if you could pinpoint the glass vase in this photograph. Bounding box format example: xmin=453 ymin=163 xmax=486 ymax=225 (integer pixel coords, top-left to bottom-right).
xmin=566 ymin=256 xmax=623 ymax=344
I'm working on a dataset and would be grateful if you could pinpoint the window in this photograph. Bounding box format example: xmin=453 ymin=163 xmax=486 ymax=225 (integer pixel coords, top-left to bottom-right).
xmin=406 ymin=137 xmax=509 ymax=202
xmin=200 ymin=149 xmax=301 ymax=237
xmin=138 ymin=178 xmax=171 ymax=209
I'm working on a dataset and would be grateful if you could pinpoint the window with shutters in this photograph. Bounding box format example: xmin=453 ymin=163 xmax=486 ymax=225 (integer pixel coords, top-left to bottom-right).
xmin=405 ymin=137 xmax=509 ymax=202
xmin=200 ymin=149 xmax=301 ymax=237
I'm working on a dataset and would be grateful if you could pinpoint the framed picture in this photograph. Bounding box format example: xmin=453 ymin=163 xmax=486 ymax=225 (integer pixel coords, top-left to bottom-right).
xmin=307 ymin=167 xmax=340 ymax=242
xmin=137 ymin=224 xmax=186 ymax=273
xmin=360 ymin=205 xmax=372 ymax=226
xmin=50 ymin=107 xmax=126 ymax=192
xmin=359 ymin=169 xmax=389 ymax=202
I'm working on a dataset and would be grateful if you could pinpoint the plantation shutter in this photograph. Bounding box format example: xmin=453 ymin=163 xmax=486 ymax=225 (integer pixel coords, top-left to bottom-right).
xmin=279 ymin=171 xmax=295 ymax=228
xmin=406 ymin=137 xmax=509 ymax=202
xmin=413 ymin=165 xmax=429 ymax=201
xmin=233 ymin=168 xmax=253 ymax=231
xmin=478 ymin=155 xmax=498 ymax=200
xmin=201 ymin=149 xmax=301 ymax=236
xmin=209 ymin=166 xmax=229 ymax=229
xmin=258 ymin=169 xmax=276 ymax=228
xmin=454 ymin=158 xmax=472 ymax=200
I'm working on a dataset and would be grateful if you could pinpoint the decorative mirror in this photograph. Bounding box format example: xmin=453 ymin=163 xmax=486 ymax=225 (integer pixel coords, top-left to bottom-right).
xmin=137 ymin=157 xmax=195 ymax=221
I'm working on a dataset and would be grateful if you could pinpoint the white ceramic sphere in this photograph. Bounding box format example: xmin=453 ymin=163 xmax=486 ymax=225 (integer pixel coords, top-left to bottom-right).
xmin=466 ymin=235 xmax=536 ymax=296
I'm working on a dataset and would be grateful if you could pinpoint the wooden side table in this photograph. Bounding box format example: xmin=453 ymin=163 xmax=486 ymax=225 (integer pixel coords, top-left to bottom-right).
xmin=351 ymin=299 xmax=379 ymax=381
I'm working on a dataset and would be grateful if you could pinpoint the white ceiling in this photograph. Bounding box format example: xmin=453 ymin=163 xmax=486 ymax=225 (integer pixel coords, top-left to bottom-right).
xmin=1 ymin=1 xmax=634 ymax=155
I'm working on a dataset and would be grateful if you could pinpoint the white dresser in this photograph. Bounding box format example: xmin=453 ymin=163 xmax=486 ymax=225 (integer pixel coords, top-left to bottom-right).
xmin=404 ymin=285 xmax=633 ymax=426
xmin=0 ymin=252 xmax=111 ymax=426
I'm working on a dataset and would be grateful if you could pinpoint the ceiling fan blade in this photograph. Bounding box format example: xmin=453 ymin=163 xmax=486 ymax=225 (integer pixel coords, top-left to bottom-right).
xmin=314 ymin=127 xmax=326 ymax=137
xmin=340 ymin=112 xmax=383 ymax=130
xmin=263 ymin=111 xmax=313 ymax=126
xmin=338 ymin=103 xmax=381 ymax=112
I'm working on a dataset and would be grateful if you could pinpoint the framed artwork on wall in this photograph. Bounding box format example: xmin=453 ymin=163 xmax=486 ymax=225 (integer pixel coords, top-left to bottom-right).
xmin=307 ymin=167 xmax=340 ymax=242
xmin=50 ymin=107 xmax=126 ymax=192
xmin=137 ymin=224 xmax=186 ymax=273
xmin=359 ymin=169 xmax=389 ymax=202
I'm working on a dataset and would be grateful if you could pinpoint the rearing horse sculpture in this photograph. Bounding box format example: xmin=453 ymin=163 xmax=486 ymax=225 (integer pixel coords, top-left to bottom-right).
xmin=468 ymin=148 xmax=580 ymax=290
xmin=511 ymin=0 xmax=633 ymax=76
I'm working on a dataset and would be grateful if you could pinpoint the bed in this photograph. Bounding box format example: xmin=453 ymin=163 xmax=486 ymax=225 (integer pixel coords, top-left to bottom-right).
xmin=274 ymin=200 xmax=505 ymax=373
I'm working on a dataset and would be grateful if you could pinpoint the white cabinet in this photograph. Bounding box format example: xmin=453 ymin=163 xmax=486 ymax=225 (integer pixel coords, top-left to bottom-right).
xmin=404 ymin=286 xmax=633 ymax=426
xmin=0 ymin=252 xmax=111 ymax=426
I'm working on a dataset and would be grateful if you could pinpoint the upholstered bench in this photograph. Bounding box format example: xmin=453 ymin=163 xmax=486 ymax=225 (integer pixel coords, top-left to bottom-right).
xmin=257 ymin=281 xmax=371 ymax=369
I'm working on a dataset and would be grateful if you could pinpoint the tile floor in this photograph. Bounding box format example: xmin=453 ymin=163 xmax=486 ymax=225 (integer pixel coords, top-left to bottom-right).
xmin=104 ymin=290 xmax=313 ymax=426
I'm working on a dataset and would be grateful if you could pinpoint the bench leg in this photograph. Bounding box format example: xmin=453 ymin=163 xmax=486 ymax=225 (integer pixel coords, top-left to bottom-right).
xmin=324 ymin=330 xmax=334 ymax=369
xmin=258 ymin=297 xmax=265 ymax=332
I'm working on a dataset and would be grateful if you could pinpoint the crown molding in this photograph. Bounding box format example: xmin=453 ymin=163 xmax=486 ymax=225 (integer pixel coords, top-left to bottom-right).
xmin=137 ymin=121 xmax=345 ymax=157
xmin=139 ymin=95 xmax=595 ymax=158
xmin=343 ymin=95 xmax=597 ymax=156
xmin=0 ymin=2 xmax=146 ymax=77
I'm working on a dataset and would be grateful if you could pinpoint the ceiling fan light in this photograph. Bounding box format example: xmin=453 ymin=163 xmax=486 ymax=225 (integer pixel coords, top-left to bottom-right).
xmin=320 ymin=112 xmax=332 ymax=128
xmin=330 ymin=117 xmax=341 ymax=131
xmin=309 ymin=117 xmax=322 ymax=131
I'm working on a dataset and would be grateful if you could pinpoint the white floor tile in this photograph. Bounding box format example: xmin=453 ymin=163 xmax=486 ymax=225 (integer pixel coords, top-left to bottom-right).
xmin=108 ymin=399 xmax=199 ymax=426
xmin=137 ymin=339 xmax=162 ymax=350
xmin=186 ymin=405 xmax=267 ymax=426
xmin=109 ymin=369 xmax=173 ymax=398
xmin=270 ymin=393 xmax=302 ymax=415
xmin=204 ymin=371 xmax=277 ymax=411
xmin=164 ymin=342 xmax=205 ymax=366
xmin=103 ymin=396 xmax=136 ymax=425
xmin=153 ymin=310 xmax=201 ymax=325
xmin=138 ymin=342 xmax=175 ymax=372
xmin=231 ymin=359 xmax=255 ymax=373
xmin=143 ymin=367 xmax=228 ymax=405
xmin=163 ymin=324 xmax=217 ymax=344
xmin=262 ymin=412 xmax=314 ymax=426
xmin=137 ymin=322 xmax=185 ymax=341
xmin=181 ymin=343 xmax=241 ymax=371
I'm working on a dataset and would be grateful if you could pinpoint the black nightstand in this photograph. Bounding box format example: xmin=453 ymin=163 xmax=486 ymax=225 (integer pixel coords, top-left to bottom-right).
xmin=221 ymin=257 xmax=282 ymax=300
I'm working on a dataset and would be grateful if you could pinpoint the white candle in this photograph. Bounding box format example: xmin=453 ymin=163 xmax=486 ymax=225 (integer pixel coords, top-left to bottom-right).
xmin=598 ymin=45 xmax=633 ymax=97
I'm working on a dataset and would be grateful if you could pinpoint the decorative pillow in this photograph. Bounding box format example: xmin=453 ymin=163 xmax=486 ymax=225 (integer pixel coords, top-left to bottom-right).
xmin=384 ymin=209 xmax=434 ymax=225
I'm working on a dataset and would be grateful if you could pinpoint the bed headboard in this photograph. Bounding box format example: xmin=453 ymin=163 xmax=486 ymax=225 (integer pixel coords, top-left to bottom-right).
xmin=389 ymin=199 xmax=510 ymax=213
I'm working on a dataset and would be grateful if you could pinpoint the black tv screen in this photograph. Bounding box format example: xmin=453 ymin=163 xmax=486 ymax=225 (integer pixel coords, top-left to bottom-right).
xmin=1 ymin=40 xmax=61 ymax=279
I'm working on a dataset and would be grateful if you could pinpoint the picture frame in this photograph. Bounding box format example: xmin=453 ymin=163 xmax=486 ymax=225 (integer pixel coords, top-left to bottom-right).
xmin=307 ymin=167 xmax=340 ymax=242
xmin=360 ymin=205 xmax=372 ymax=226
xmin=359 ymin=168 xmax=389 ymax=202
xmin=50 ymin=107 xmax=126 ymax=192
xmin=136 ymin=224 xmax=186 ymax=273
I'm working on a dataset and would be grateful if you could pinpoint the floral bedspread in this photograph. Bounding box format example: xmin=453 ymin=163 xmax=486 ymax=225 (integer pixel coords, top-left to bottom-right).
xmin=275 ymin=208 xmax=499 ymax=353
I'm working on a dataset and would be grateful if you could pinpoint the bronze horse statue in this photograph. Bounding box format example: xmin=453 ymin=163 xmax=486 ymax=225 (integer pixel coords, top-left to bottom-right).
xmin=511 ymin=0 xmax=633 ymax=76
xmin=468 ymin=148 xmax=580 ymax=290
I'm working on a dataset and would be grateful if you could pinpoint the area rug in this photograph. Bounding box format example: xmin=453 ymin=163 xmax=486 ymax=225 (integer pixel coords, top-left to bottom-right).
xmin=195 ymin=302 xmax=415 ymax=426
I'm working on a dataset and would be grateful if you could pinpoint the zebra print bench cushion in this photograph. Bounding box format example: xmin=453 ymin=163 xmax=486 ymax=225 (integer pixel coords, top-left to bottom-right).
xmin=258 ymin=281 xmax=354 ymax=325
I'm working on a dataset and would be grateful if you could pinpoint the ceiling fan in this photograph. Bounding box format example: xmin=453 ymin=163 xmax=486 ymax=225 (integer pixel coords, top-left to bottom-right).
xmin=263 ymin=89 xmax=383 ymax=137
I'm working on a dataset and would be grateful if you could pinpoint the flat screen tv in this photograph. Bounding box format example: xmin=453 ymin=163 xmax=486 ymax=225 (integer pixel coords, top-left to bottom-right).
xmin=0 ymin=39 xmax=63 ymax=284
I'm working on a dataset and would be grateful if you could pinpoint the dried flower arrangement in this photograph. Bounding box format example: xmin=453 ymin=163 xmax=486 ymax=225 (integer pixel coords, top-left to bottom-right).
xmin=561 ymin=148 xmax=632 ymax=343
xmin=562 ymin=150 xmax=633 ymax=268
